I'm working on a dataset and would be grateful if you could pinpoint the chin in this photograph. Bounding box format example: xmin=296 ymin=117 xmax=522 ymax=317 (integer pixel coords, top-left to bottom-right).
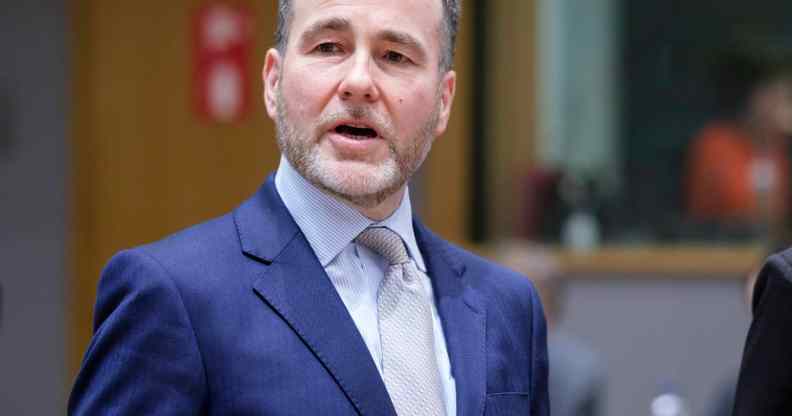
xmin=306 ymin=156 xmax=405 ymax=208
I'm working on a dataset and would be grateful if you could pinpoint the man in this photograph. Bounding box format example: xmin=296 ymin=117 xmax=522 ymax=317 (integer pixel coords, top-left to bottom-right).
xmin=733 ymin=249 xmax=792 ymax=415
xmin=69 ymin=0 xmax=550 ymax=414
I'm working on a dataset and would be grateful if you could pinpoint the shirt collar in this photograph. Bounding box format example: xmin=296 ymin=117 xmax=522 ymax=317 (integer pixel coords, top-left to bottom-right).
xmin=274 ymin=156 xmax=426 ymax=272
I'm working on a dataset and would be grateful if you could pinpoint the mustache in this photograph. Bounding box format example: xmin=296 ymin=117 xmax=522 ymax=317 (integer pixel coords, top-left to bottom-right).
xmin=319 ymin=107 xmax=394 ymax=139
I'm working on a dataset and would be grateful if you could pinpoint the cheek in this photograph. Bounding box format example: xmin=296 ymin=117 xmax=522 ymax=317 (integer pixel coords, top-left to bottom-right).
xmin=282 ymin=68 xmax=336 ymax=118
xmin=770 ymin=96 xmax=792 ymax=123
xmin=393 ymin=89 xmax=436 ymax=128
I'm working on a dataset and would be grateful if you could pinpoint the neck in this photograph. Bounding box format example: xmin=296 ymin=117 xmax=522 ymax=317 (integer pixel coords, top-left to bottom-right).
xmin=346 ymin=188 xmax=406 ymax=221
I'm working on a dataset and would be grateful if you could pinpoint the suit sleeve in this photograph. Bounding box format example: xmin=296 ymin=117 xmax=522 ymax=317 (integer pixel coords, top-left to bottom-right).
xmin=529 ymin=283 xmax=550 ymax=416
xmin=68 ymin=249 xmax=208 ymax=415
xmin=733 ymin=253 xmax=792 ymax=416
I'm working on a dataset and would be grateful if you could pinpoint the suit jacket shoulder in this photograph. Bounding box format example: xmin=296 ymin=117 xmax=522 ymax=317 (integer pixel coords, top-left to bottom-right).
xmin=442 ymin=237 xmax=542 ymax=303
xmin=733 ymin=248 xmax=792 ymax=416
xmin=70 ymin=179 xmax=392 ymax=415
xmin=418 ymin=226 xmax=545 ymax=312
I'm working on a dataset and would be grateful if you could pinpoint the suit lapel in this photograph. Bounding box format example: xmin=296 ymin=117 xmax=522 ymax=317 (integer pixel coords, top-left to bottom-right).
xmin=234 ymin=176 xmax=396 ymax=416
xmin=415 ymin=221 xmax=487 ymax=416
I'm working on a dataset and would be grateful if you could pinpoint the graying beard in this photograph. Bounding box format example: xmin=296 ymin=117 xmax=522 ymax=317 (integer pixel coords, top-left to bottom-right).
xmin=274 ymin=88 xmax=440 ymax=209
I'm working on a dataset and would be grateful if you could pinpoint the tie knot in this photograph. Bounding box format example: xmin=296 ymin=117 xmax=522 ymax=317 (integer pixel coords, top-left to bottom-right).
xmin=355 ymin=227 xmax=409 ymax=265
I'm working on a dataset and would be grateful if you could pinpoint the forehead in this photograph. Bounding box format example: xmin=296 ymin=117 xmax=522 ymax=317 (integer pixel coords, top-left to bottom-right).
xmin=289 ymin=0 xmax=443 ymax=47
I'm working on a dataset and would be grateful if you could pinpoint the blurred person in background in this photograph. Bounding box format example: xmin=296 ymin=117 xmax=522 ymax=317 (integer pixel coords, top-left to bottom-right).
xmin=733 ymin=248 xmax=792 ymax=415
xmin=497 ymin=241 xmax=606 ymax=416
xmin=685 ymin=47 xmax=792 ymax=242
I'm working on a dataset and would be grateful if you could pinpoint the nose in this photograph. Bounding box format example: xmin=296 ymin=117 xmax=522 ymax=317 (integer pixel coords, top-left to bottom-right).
xmin=337 ymin=53 xmax=380 ymax=103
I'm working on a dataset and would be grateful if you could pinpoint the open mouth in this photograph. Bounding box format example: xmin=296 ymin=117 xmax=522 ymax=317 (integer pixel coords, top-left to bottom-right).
xmin=334 ymin=124 xmax=379 ymax=140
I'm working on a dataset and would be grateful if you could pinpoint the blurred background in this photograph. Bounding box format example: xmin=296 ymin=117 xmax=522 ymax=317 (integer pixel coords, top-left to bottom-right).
xmin=3 ymin=0 xmax=792 ymax=414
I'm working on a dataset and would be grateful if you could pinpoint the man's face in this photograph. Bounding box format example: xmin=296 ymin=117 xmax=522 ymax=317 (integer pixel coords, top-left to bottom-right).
xmin=263 ymin=0 xmax=456 ymax=214
xmin=752 ymin=78 xmax=792 ymax=137
xmin=768 ymin=79 xmax=792 ymax=135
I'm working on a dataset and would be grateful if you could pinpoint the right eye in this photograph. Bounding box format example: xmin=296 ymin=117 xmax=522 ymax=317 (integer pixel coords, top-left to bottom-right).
xmin=314 ymin=42 xmax=343 ymax=54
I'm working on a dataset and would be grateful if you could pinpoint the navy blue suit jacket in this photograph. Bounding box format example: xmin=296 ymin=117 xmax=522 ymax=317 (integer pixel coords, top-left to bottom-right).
xmin=69 ymin=176 xmax=550 ymax=415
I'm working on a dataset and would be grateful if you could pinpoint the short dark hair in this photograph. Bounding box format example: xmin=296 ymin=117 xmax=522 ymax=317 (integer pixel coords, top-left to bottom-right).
xmin=274 ymin=0 xmax=461 ymax=71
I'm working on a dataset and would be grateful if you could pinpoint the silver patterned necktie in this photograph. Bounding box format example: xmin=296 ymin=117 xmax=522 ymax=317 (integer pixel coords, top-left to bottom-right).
xmin=355 ymin=227 xmax=446 ymax=416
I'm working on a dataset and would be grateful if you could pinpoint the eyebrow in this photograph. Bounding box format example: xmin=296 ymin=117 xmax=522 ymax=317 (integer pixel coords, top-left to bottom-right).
xmin=297 ymin=17 xmax=429 ymax=62
xmin=378 ymin=29 xmax=427 ymax=62
xmin=298 ymin=17 xmax=351 ymax=49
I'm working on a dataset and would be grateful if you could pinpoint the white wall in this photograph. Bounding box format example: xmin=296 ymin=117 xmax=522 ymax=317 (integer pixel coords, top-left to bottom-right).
xmin=561 ymin=276 xmax=750 ymax=416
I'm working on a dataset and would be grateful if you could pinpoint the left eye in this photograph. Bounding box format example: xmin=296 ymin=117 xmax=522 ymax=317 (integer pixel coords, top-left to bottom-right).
xmin=383 ymin=50 xmax=408 ymax=64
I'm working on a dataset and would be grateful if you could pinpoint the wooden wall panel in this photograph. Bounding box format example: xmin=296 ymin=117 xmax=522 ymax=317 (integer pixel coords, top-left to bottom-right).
xmin=487 ymin=0 xmax=538 ymax=239
xmin=70 ymin=0 xmax=280 ymax=376
xmin=423 ymin=0 xmax=474 ymax=246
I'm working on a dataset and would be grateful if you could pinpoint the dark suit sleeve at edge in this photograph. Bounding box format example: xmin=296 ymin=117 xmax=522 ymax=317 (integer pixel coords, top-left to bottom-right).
xmin=529 ymin=283 xmax=550 ymax=416
xmin=68 ymin=249 xmax=208 ymax=415
xmin=733 ymin=253 xmax=792 ymax=416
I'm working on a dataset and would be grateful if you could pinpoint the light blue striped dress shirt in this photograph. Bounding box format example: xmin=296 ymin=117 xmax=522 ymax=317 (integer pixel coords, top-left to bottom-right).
xmin=274 ymin=156 xmax=456 ymax=415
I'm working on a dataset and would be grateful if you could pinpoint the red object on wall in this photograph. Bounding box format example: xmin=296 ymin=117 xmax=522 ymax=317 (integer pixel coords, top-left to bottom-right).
xmin=192 ymin=2 xmax=254 ymax=123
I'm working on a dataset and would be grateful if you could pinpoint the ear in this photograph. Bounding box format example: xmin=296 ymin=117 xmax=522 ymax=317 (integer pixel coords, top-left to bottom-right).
xmin=433 ymin=70 xmax=457 ymax=137
xmin=262 ymin=48 xmax=282 ymax=119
